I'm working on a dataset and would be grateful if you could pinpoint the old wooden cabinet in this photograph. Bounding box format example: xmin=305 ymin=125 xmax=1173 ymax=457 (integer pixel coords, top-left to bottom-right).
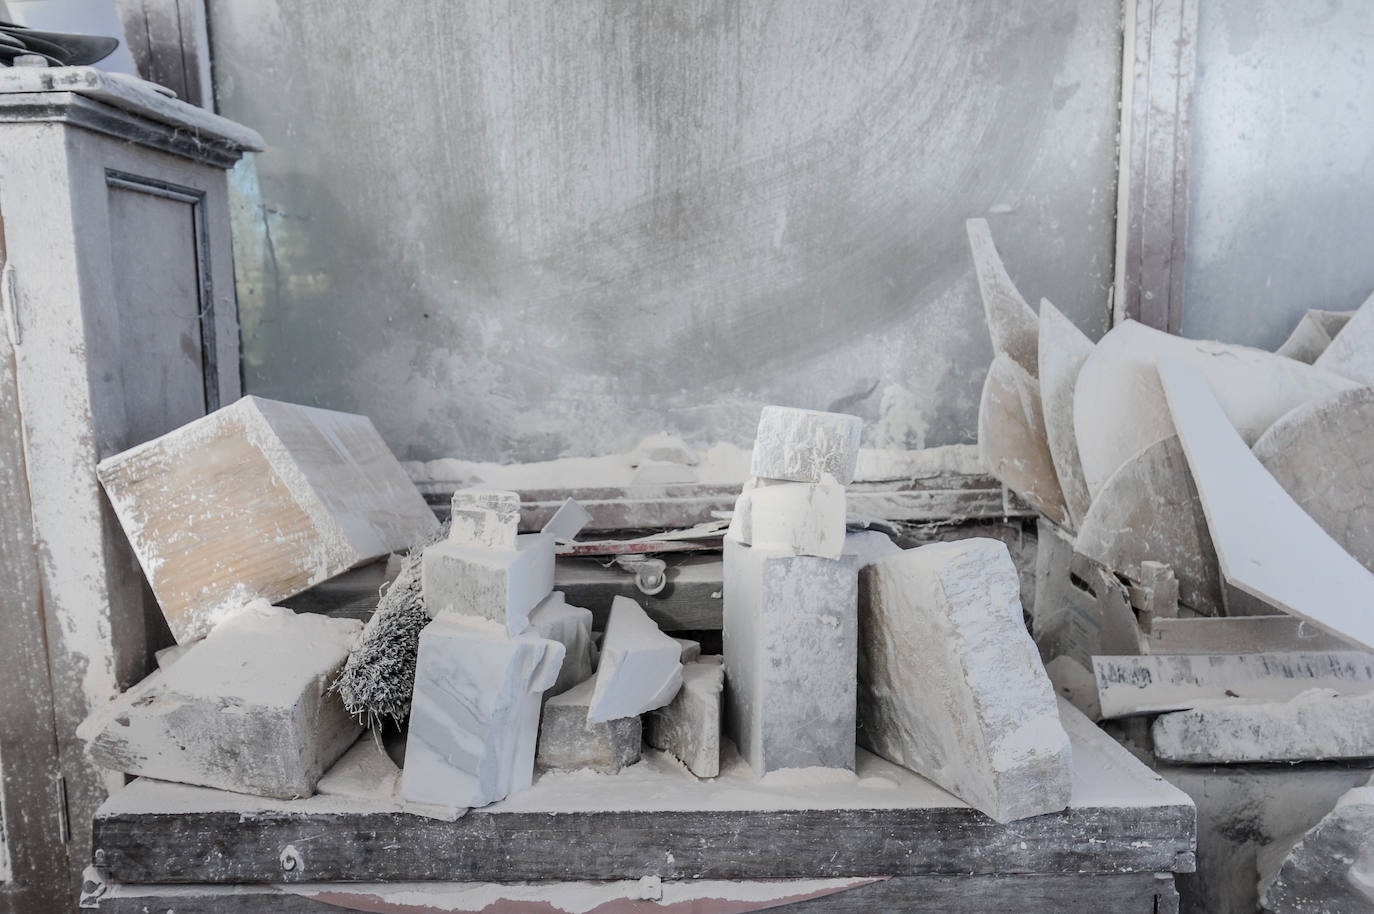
xmin=0 ymin=66 xmax=260 ymax=909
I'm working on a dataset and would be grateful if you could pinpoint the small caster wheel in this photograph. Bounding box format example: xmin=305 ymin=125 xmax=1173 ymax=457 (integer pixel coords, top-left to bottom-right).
xmin=635 ymin=559 xmax=668 ymax=596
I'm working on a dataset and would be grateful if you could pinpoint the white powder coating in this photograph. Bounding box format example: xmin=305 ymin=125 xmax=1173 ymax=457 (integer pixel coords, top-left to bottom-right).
xmin=76 ymin=601 xmax=362 ymax=798
xmin=96 ymin=395 xmax=438 ymax=643
xmin=1036 ymin=298 xmax=1094 ymax=528
xmin=535 ymin=677 xmax=642 ymax=774
xmin=1073 ymin=320 xmax=1356 ymax=499
xmin=1093 ymin=652 xmax=1374 ymax=719
xmin=526 ymin=592 xmax=595 ymax=697
xmin=749 ymin=406 xmax=863 ymax=485
xmin=978 ymin=352 xmax=1069 ymax=526
xmin=856 ymin=539 xmax=1072 ymax=823
xmin=966 ymin=217 xmax=1040 ymax=377
xmin=1315 ymin=288 xmax=1374 ymax=386
xmin=402 ymin=617 xmax=565 ymax=809
xmin=586 ymin=596 xmax=683 ymax=724
xmin=421 ymin=533 xmax=555 ymax=637
xmin=723 ymin=540 xmax=860 ymax=775
xmin=726 ymin=474 xmax=847 ymax=559
xmin=1152 ymin=689 xmax=1374 ymax=764
xmin=644 ymin=659 xmax=725 ymax=778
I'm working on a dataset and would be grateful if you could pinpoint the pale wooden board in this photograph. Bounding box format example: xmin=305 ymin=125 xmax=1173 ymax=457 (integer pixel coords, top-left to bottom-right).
xmin=1146 ymin=615 xmax=1355 ymax=655
xmin=1075 ymin=435 xmax=1223 ymax=616
xmin=1037 ymin=298 xmax=1095 ymax=528
xmin=1073 ymin=321 xmax=1355 ymax=499
xmin=967 ymin=218 xmax=1040 ymax=377
xmin=978 ymin=353 xmax=1069 ymax=526
xmin=1252 ymin=387 xmax=1374 ymax=573
xmin=1157 ymin=358 xmax=1374 ymax=651
xmin=1314 ymin=288 xmax=1374 ymax=386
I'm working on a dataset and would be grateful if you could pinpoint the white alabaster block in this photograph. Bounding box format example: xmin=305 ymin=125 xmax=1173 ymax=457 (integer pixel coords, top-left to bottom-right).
xmin=645 ymin=659 xmax=724 ymax=778
xmin=586 ymin=596 xmax=683 ymax=724
xmin=526 ymin=591 xmax=595 ymax=697
xmin=726 ymin=475 xmax=846 ymax=558
xmin=749 ymin=406 xmax=863 ymax=485
xmin=421 ymin=533 xmax=554 ymax=636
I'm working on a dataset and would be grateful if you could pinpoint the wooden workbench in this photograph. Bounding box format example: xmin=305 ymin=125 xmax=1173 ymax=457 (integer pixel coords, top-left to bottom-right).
xmin=83 ymin=702 xmax=1193 ymax=913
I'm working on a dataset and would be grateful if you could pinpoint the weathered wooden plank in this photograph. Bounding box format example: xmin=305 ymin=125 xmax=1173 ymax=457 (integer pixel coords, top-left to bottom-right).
xmin=87 ymin=872 xmax=1178 ymax=913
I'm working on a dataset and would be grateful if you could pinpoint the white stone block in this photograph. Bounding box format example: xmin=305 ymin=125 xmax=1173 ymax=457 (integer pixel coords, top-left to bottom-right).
xmin=587 ymin=596 xmax=683 ymax=724
xmin=421 ymin=533 xmax=554 ymax=636
xmin=401 ymin=617 xmax=565 ymax=809
xmin=1152 ymin=689 xmax=1374 ymax=764
xmin=76 ymin=601 xmax=362 ymax=799
xmin=542 ymin=497 xmax=593 ymax=541
xmin=448 ymin=490 xmax=520 ymax=551
xmin=535 ymin=677 xmax=642 ymax=773
xmin=726 ymin=475 xmax=846 ymax=559
xmin=645 ymin=659 xmax=724 ymax=778
xmin=723 ymin=540 xmax=859 ymax=774
xmin=1261 ymin=774 xmax=1374 ymax=913
xmin=749 ymin=406 xmax=863 ymax=485
xmin=526 ymin=591 xmax=595 ymax=697
xmin=674 ymin=638 xmax=702 ymax=663
xmin=856 ymin=539 xmax=1072 ymax=823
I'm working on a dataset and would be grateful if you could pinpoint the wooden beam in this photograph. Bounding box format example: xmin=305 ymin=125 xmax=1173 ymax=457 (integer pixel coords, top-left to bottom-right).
xmin=113 ymin=0 xmax=213 ymax=108
xmin=1113 ymin=0 xmax=1200 ymax=332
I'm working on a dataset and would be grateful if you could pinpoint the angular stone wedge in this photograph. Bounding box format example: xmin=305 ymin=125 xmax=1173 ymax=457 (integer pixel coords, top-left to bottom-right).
xmin=749 ymin=406 xmax=863 ymax=485
xmin=526 ymin=591 xmax=595 ymax=697
xmin=77 ymin=601 xmax=362 ymax=798
xmin=1315 ymin=288 xmax=1374 ymax=386
xmin=535 ymin=677 xmax=642 ymax=774
xmin=1037 ymin=298 xmax=1094 ymax=529
xmin=1075 ymin=435 xmax=1224 ymax=616
xmin=723 ymin=540 xmax=859 ymax=775
xmin=586 ymin=596 xmax=683 ymax=724
xmin=645 ymin=659 xmax=724 ymax=778
xmin=857 ymin=538 xmax=1072 ymax=823
xmin=726 ymin=474 xmax=846 ymax=558
xmin=978 ymin=352 xmax=1069 ymax=526
xmin=1260 ymin=774 xmax=1374 ymax=913
xmin=401 ymin=617 xmax=565 ymax=809
xmin=1276 ymin=308 xmax=1355 ymax=363
xmin=1158 ymin=358 xmax=1374 ymax=652
xmin=1073 ymin=320 xmax=1356 ymax=499
xmin=1253 ymin=387 xmax=1374 ymax=573
xmin=1153 ymin=689 xmax=1374 ymax=764
xmin=966 ymin=217 xmax=1039 ymax=377
xmin=421 ymin=533 xmax=555 ymax=636
xmin=96 ymin=396 xmax=440 ymax=643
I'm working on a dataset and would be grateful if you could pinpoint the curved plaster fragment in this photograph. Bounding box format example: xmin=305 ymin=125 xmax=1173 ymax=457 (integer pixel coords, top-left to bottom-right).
xmin=1315 ymin=289 xmax=1374 ymax=385
xmin=966 ymin=218 xmax=1039 ymax=376
xmin=1275 ymin=308 xmax=1355 ymax=364
xmin=1075 ymin=435 xmax=1223 ymax=617
xmin=1073 ymin=321 xmax=1356 ymax=499
xmin=1037 ymin=299 xmax=1094 ymax=530
xmin=1253 ymin=387 xmax=1374 ymax=574
xmin=978 ymin=353 xmax=1068 ymax=526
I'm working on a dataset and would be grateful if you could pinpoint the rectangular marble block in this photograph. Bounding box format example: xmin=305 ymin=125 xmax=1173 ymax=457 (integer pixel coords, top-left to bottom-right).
xmin=727 ymin=476 xmax=847 ymax=559
xmin=646 ymin=658 xmax=724 ymax=778
xmin=1152 ymin=689 xmax=1374 ymax=763
xmin=749 ymin=406 xmax=863 ymax=485
xmin=77 ymin=601 xmax=362 ymax=799
xmin=527 ymin=591 xmax=595 ymax=697
xmin=856 ymin=539 xmax=1072 ymax=823
xmin=402 ymin=617 xmax=565 ymax=810
xmin=723 ymin=540 xmax=859 ymax=775
xmin=421 ymin=533 xmax=554 ymax=636
xmin=536 ymin=677 xmax=642 ymax=774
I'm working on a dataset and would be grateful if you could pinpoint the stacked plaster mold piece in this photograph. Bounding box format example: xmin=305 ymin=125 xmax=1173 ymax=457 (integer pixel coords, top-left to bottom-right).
xmin=724 ymin=406 xmax=863 ymax=776
xmin=405 ymin=491 xmax=596 ymax=810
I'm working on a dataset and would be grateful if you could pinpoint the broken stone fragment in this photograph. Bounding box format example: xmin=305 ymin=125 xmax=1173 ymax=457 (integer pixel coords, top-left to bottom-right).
xmin=966 ymin=217 xmax=1040 ymax=377
xmin=77 ymin=601 xmax=362 ymax=799
xmin=526 ymin=591 xmax=595 ymax=697
xmin=1036 ymin=298 xmax=1094 ymax=529
xmin=645 ymin=659 xmax=724 ymax=778
xmin=586 ymin=596 xmax=683 ymax=724
xmin=421 ymin=533 xmax=554 ymax=636
xmin=448 ymin=487 xmax=520 ymax=551
xmin=1314 ymin=288 xmax=1374 ymax=386
xmin=723 ymin=540 xmax=859 ymax=775
xmin=536 ymin=677 xmax=642 ymax=774
xmin=674 ymin=638 xmax=701 ymax=663
xmin=749 ymin=406 xmax=863 ymax=485
xmin=856 ymin=539 xmax=1072 ymax=823
xmin=401 ymin=616 xmax=565 ymax=809
xmin=1153 ymin=689 xmax=1374 ymax=764
xmin=1259 ymin=774 xmax=1374 ymax=913
xmin=978 ymin=352 xmax=1069 ymax=526
xmin=726 ymin=475 xmax=846 ymax=559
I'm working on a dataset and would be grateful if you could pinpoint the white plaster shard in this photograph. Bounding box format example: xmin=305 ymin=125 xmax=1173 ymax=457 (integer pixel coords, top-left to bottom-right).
xmin=725 ymin=474 xmax=846 ymax=559
xmin=749 ymin=406 xmax=863 ymax=485
xmin=402 ymin=617 xmax=565 ymax=809
xmin=448 ymin=487 xmax=520 ymax=551
xmin=966 ymin=218 xmax=1039 ymax=376
xmin=526 ymin=591 xmax=595 ymax=697
xmin=1157 ymin=358 xmax=1374 ymax=652
xmin=1253 ymin=387 xmax=1374 ymax=574
xmin=535 ymin=677 xmax=642 ymax=774
xmin=1092 ymin=652 xmax=1374 ymax=719
xmin=95 ymin=396 xmax=440 ymax=643
xmin=1037 ymin=298 xmax=1094 ymax=528
xmin=645 ymin=659 xmax=724 ymax=778
xmin=421 ymin=533 xmax=555 ymax=637
xmin=77 ymin=601 xmax=362 ymax=798
xmin=856 ymin=539 xmax=1072 ymax=823
xmin=1315 ymin=288 xmax=1374 ymax=386
xmin=1276 ymin=308 xmax=1355 ymax=364
xmin=1073 ymin=320 xmax=1357 ymax=499
xmin=723 ymin=540 xmax=859 ymax=775
xmin=586 ymin=596 xmax=683 ymax=725
xmin=1153 ymin=689 xmax=1374 ymax=765
xmin=978 ymin=352 xmax=1069 ymax=525
xmin=1260 ymin=774 xmax=1374 ymax=913
xmin=542 ymin=497 xmax=593 ymax=542
xmin=1074 ymin=435 xmax=1224 ymax=616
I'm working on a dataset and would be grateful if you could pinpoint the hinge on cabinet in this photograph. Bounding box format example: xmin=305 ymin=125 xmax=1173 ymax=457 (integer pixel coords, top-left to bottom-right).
xmin=55 ymin=773 xmax=70 ymax=844
xmin=1 ymin=261 xmax=18 ymax=346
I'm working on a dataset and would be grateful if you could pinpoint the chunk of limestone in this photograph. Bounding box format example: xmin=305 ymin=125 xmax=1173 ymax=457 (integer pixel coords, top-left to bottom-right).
xmin=586 ymin=596 xmax=683 ymax=724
